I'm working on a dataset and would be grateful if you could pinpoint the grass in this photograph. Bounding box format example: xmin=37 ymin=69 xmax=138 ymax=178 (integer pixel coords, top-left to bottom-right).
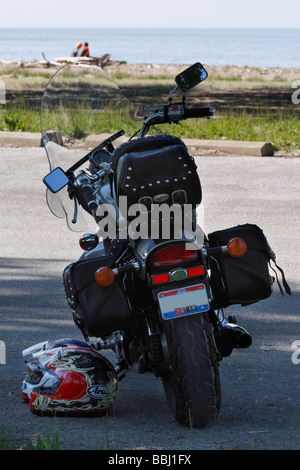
xmin=110 ymin=71 xmax=292 ymax=90
xmin=110 ymin=69 xmax=292 ymax=90
xmin=1 ymin=108 xmax=39 ymax=132
xmin=0 ymin=427 xmax=60 ymax=450
xmin=201 ymin=75 xmax=291 ymax=90
xmin=1 ymin=104 xmax=299 ymax=151
xmin=0 ymin=410 xmax=121 ymax=450
xmin=0 ymin=64 xmax=293 ymax=93
xmin=160 ymin=110 xmax=300 ymax=151
xmin=0 ymin=68 xmax=53 ymax=90
xmin=0 ymin=65 xmax=299 ymax=152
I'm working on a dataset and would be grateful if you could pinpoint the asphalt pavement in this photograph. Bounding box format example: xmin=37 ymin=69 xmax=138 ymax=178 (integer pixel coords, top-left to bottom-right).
xmin=0 ymin=147 xmax=299 ymax=452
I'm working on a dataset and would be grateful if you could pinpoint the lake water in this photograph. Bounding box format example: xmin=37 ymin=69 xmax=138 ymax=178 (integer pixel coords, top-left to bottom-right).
xmin=0 ymin=28 xmax=299 ymax=68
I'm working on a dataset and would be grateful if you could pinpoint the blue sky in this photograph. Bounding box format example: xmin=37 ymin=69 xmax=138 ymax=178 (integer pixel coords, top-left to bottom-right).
xmin=1 ymin=0 xmax=300 ymax=28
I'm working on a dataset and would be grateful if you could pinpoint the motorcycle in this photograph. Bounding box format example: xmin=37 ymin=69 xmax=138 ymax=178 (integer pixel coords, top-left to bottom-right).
xmin=24 ymin=62 xmax=290 ymax=427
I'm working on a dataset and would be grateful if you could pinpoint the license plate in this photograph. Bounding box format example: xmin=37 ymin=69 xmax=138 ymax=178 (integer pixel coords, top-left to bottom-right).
xmin=158 ymin=284 xmax=209 ymax=320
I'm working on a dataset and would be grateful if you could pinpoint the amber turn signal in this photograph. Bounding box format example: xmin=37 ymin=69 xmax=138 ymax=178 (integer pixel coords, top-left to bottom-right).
xmin=227 ymin=237 xmax=247 ymax=258
xmin=95 ymin=267 xmax=115 ymax=287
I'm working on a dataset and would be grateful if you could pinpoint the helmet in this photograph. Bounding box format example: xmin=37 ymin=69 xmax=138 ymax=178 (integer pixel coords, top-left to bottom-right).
xmin=22 ymin=339 xmax=117 ymax=415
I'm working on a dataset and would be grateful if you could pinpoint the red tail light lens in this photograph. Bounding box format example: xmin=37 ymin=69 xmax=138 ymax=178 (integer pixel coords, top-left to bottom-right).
xmin=151 ymin=244 xmax=198 ymax=268
xmin=152 ymin=273 xmax=170 ymax=285
xmin=187 ymin=266 xmax=204 ymax=277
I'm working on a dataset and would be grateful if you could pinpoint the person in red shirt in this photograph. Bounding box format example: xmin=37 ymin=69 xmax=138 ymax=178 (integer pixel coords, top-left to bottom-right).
xmin=78 ymin=42 xmax=90 ymax=57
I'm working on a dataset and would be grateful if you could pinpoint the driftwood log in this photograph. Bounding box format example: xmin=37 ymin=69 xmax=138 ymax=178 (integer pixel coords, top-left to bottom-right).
xmin=0 ymin=53 xmax=126 ymax=69
xmin=54 ymin=54 xmax=126 ymax=68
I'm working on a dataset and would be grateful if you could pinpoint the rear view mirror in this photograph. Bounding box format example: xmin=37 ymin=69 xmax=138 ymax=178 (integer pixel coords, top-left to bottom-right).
xmin=43 ymin=167 xmax=70 ymax=193
xmin=175 ymin=62 xmax=208 ymax=92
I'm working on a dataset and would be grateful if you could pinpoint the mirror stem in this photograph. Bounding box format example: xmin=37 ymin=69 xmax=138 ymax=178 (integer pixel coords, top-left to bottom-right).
xmin=168 ymin=86 xmax=178 ymax=101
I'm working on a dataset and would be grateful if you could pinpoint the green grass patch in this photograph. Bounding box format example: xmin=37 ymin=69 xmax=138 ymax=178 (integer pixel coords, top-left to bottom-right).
xmin=201 ymin=75 xmax=290 ymax=89
xmin=158 ymin=110 xmax=300 ymax=151
xmin=1 ymin=105 xmax=299 ymax=151
xmin=0 ymin=65 xmax=292 ymax=95
xmin=0 ymin=411 xmax=122 ymax=450
xmin=0 ymin=427 xmax=60 ymax=450
xmin=0 ymin=106 xmax=41 ymax=132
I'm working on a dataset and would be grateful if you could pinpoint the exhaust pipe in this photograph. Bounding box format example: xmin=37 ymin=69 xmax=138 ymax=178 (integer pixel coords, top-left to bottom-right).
xmin=217 ymin=321 xmax=252 ymax=357
xmin=224 ymin=323 xmax=252 ymax=349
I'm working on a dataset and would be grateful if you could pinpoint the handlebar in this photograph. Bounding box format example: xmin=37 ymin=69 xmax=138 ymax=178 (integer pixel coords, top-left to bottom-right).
xmin=184 ymin=107 xmax=215 ymax=119
xmin=139 ymin=104 xmax=214 ymax=137
xmin=67 ymin=130 xmax=125 ymax=175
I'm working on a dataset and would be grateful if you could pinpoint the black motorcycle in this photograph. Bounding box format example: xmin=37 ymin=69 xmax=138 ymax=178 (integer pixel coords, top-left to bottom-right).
xmin=40 ymin=62 xmax=290 ymax=427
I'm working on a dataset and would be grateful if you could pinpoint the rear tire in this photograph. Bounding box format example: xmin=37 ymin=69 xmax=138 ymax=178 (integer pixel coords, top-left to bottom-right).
xmin=161 ymin=312 xmax=221 ymax=428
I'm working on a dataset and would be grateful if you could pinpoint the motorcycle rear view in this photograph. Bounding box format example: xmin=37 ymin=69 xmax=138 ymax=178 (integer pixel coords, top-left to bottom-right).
xmin=22 ymin=62 xmax=291 ymax=428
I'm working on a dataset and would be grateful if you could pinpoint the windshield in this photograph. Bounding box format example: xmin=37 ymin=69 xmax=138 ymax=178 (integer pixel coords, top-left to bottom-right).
xmin=41 ymin=64 xmax=142 ymax=231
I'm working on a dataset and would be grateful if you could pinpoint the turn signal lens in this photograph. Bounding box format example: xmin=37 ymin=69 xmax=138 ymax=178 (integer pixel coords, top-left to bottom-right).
xmin=227 ymin=237 xmax=247 ymax=258
xmin=95 ymin=267 xmax=115 ymax=287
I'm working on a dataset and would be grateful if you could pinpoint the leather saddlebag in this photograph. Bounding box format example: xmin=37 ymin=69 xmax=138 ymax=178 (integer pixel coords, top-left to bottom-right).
xmin=63 ymin=254 xmax=130 ymax=338
xmin=208 ymin=223 xmax=290 ymax=308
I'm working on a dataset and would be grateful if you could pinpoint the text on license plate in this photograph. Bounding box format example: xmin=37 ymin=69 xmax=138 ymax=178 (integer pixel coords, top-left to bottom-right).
xmin=158 ymin=284 xmax=209 ymax=320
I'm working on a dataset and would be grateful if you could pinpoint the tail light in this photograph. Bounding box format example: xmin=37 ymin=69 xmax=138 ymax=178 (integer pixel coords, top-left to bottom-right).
xmin=187 ymin=266 xmax=204 ymax=277
xmin=152 ymin=273 xmax=170 ymax=285
xmin=151 ymin=244 xmax=198 ymax=268
xmin=151 ymin=265 xmax=205 ymax=285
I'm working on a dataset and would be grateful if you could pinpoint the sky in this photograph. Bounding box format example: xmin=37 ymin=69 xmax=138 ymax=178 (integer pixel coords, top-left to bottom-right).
xmin=1 ymin=0 xmax=300 ymax=28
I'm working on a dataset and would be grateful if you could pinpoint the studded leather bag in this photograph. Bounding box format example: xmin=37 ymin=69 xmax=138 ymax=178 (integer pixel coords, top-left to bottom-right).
xmin=110 ymin=135 xmax=202 ymax=210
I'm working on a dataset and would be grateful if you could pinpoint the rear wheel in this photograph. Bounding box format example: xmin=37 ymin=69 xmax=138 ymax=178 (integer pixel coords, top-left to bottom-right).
xmin=161 ymin=312 xmax=221 ymax=428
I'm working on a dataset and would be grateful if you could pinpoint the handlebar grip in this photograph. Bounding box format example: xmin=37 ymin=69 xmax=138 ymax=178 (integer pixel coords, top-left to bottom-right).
xmin=184 ymin=107 xmax=214 ymax=119
xmin=79 ymin=184 xmax=98 ymax=212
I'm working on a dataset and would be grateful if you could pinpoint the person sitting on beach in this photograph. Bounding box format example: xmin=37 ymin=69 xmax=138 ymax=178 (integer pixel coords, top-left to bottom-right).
xmin=77 ymin=42 xmax=90 ymax=57
xmin=71 ymin=42 xmax=82 ymax=57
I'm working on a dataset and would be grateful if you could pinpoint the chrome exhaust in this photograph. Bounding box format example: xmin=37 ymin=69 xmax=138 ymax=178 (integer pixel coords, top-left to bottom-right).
xmin=217 ymin=318 xmax=252 ymax=357
xmin=221 ymin=323 xmax=252 ymax=349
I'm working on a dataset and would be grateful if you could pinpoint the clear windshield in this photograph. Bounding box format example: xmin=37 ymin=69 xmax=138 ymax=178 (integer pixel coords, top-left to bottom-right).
xmin=41 ymin=64 xmax=142 ymax=231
